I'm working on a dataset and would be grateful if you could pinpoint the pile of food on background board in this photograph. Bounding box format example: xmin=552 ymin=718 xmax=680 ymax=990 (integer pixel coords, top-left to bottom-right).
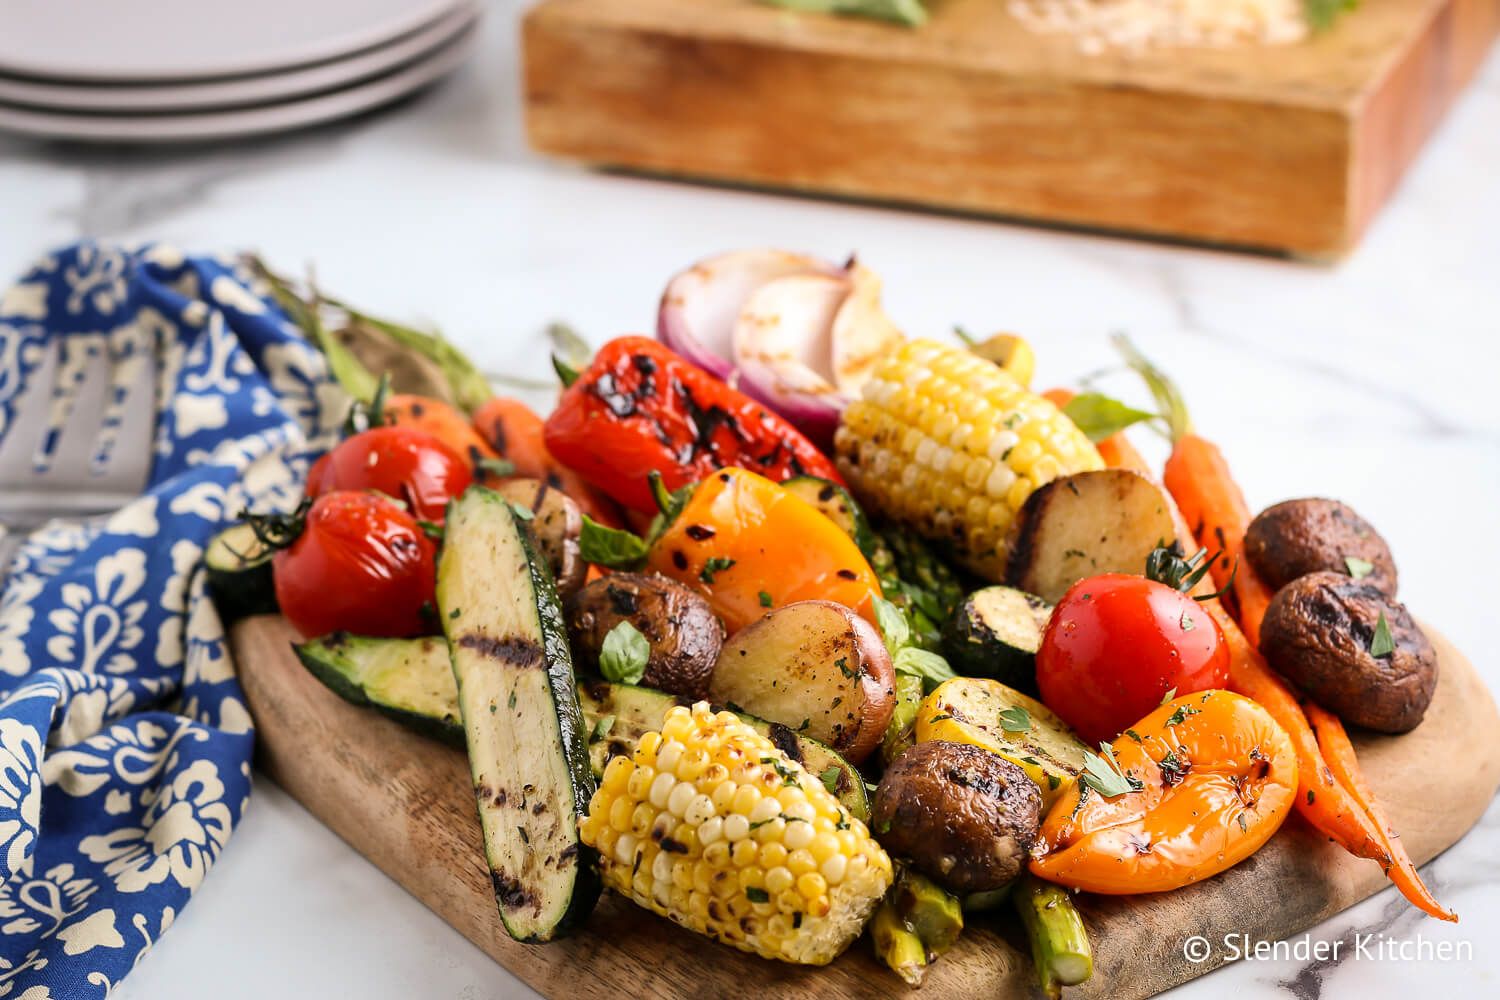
xmin=208 ymin=250 xmax=1453 ymax=996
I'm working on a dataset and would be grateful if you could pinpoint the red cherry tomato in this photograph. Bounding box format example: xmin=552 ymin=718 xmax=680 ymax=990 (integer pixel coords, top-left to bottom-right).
xmin=272 ymin=491 xmax=437 ymax=638
xmin=1036 ymin=574 xmax=1229 ymax=746
xmin=305 ymin=426 xmax=471 ymax=523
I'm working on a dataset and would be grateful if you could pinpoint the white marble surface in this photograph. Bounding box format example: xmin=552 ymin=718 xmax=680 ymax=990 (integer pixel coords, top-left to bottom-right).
xmin=2 ymin=4 xmax=1498 ymax=998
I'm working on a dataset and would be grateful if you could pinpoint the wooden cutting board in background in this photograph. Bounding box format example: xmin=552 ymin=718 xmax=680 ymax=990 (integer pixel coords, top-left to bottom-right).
xmin=232 ymin=614 xmax=1499 ymax=999
xmin=521 ymin=0 xmax=1500 ymax=258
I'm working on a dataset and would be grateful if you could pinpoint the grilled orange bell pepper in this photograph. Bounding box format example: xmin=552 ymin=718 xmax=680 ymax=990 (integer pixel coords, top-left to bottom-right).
xmin=1030 ymin=690 xmax=1297 ymax=894
xmin=644 ymin=467 xmax=880 ymax=634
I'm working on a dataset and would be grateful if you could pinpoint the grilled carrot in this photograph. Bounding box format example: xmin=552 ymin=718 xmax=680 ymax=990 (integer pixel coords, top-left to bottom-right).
xmin=1305 ymin=701 xmax=1457 ymax=921
xmin=1118 ymin=334 xmax=1453 ymax=921
xmin=384 ymin=393 xmax=499 ymax=471
xmin=472 ymin=396 xmax=625 ymax=528
xmin=1162 ymin=434 xmax=1276 ymax=639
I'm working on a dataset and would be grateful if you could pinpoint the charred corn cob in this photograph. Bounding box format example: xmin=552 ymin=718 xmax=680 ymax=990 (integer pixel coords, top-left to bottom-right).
xmin=580 ymin=702 xmax=894 ymax=964
xmin=834 ymin=339 xmax=1102 ymax=579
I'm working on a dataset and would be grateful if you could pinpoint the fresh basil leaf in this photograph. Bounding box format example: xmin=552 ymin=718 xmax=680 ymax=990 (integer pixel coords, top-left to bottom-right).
xmin=1345 ymin=556 xmax=1375 ymax=580
xmin=893 ymin=647 xmax=956 ymax=693
xmin=579 ymin=516 xmax=648 ymax=569
xmin=599 ymin=621 xmax=650 ymax=684
xmin=873 ymin=595 xmax=910 ymax=657
xmin=1063 ymin=392 xmax=1157 ymax=443
xmin=1369 ymin=611 xmax=1395 ymax=658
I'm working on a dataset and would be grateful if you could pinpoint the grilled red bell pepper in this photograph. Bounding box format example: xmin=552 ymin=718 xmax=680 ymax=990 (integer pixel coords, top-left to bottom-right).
xmin=543 ymin=336 xmax=843 ymax=513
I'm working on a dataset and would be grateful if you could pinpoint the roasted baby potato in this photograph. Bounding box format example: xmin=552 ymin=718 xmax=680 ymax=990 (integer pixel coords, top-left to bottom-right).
xmin=491 ymin=478 xmax=586 ymax=597
xmin=708 ymin=600 xmax=894 ymax=763
xmin=1245 ymin=499 xmax=1397 ymax=597
xmin=1005 ymin=470 xmax=1176 ymax=604
xmin=1260 ymin=572 xmax=1436 ymax=733
xmin=565 ymin=572 xmax=723 ymax=699
xmin=872 ymin=740 xmax=1041 ymax=894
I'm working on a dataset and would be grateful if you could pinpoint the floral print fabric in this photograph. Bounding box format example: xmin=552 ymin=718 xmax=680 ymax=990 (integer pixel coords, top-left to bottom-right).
xmin=0 ymin=243 xmax=341 ymax=996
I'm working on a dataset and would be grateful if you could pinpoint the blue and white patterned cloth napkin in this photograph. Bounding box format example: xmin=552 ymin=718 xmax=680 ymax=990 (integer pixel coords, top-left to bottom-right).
xmin=0 ymin=243 xmax=343 ymax=997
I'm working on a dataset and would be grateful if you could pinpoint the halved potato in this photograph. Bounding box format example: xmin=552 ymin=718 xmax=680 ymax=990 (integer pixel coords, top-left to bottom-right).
xmin=709 ymin=600 xmax=894 ymax=763
xmin=1005 ymin=470 xmax=1176 ymax=604
xmin=915 ymin=677 xmax=1088 ymax=808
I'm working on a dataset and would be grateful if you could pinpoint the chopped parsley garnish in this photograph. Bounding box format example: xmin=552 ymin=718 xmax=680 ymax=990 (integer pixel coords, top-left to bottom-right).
xmin=700 ymin=556 xmax=736 ymax=584
xmin=835 ymin=656 xmax=859 ymax=680
xmin=1237 ymin=813 xmax=1249 ymax=833
xmin=590 ymin=714 xmax=616 ymax=741
xmin=1080 ymin=746 xmax=1143 ymax=798
xmin=819 ymin=767 xmax=842 ymax=793
xmin=1163 ymin=704 xmax=1200 ymax=727
xmin=1345 ymin=556 xmax=1375 ymax=580
xmin=477 ymin=457 xmax=517 ymax=478
xmin=1124 ymin=729 xmax=1143 ymax=743
xmin=745 ymin=887 xmax=770 ymax=903
xmin=758 ymin=590 xmax=774 ymax=608
xmin=1160 ymin=687 xmax=1178 ymax=706
xmin=1369 ymin=611 xmax=1395 ymax=658
xmin=1180 ymin=611 xmax=1196 ymax=632
xmin=759 ymin=756 xmax=799 ymax=787
xmin=998 ymin=705 xmax=1031 ymax=733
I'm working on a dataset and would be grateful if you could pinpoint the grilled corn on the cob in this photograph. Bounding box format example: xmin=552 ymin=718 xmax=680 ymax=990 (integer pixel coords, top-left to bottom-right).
xmin=834 ymin=339 xmax=1102 ymax=579
xmin=580 ymin=702 xmax=894 ymax=964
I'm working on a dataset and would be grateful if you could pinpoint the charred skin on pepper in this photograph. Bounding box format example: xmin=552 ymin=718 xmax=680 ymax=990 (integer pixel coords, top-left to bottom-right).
xmin=543 ymin=337 xmax=842 ymax=514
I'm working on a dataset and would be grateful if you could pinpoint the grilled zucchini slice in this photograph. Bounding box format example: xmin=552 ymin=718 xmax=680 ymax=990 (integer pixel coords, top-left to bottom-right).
xmin=295 ymin=633 xmax=463 ymax=747
xmin=293 ymin=633 xmax=869 ymax=820
xmin=438 ymin=487 xmax=599 ymax=942
xmin=915 ymin=677 xmax=1087 ymax=808
xmin=942 ymin=586 xmax=1053 ymax=692
xmin=205 ymin=522 xmax=278 ymax=622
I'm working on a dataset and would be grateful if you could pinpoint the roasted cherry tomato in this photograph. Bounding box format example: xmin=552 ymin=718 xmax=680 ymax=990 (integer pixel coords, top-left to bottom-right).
xmin=1036 ymin=574 xmax=1228 ymax=746
xmin=306 ymin=426 xmax=471 ymax=523
xmin=1030 ymin=690 xmax=1297 ymax=894
xmin=271 ymin=491 xmax=437 ymax=638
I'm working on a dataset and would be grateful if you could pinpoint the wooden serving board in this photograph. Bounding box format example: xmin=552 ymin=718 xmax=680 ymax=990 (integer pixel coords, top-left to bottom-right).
xmin=522 ymin=0 xmax=1500 ymax=257
xmin=231 ymin=614 xmax=1500 ymax=998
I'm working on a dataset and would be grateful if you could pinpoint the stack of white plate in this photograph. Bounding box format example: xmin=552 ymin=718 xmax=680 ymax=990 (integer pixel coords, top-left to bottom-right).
xmin=0 ymin=0 xmax=479 ymax=143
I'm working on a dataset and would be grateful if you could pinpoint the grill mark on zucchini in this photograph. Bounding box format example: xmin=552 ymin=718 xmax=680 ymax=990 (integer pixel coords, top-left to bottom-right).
xmin=456 ymin=633 xmax=544 ymax=667
xmin=767 ymin=722 xmax=804 ymax=764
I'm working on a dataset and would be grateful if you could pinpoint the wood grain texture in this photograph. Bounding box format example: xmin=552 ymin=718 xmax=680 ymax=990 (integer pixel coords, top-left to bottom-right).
xmin=232 ymin=615 xmax=1499 ymax=998
xmin=521 ymin=0 xmax=1500 ymax=256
